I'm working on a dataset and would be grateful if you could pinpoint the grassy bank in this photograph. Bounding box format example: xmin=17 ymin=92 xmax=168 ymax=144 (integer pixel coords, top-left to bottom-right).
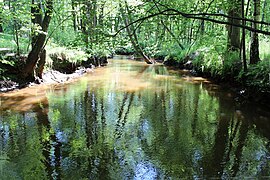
xmin=152 ymin=35 xmax=270 ymax=98
xmin=0 ymin=32 xmax=110 ymax=77
xmin=0 ymin=32 xmax=111 ymax=92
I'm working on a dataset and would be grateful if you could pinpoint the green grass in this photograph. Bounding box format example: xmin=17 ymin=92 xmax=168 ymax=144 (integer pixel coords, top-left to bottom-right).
xmin=46 ymin=46 xmax=89 ymax=66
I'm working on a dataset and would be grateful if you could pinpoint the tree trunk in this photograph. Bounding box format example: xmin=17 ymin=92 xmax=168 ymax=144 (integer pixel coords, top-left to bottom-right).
xmin=22 ymin=0 xmax=53 ymax=80
xmin=260 ymin=0 xmax=267 ymax=30
xmin=250 ymin=0 xmax=260 ymax=64
xmin=36 ymin=49 xmax=46 ymax=79
xmin=98 ymin=2 xmax=105 ymax=27
xmin=81 ymin=2 xmax=89 ymax=50
xmin=121 ymin=1 xmax=153 ymax=64
xmin=82 ymin=0 xmax=97 ymax=50
xmin=0 ymin=8 xmax=3 ymax=33
xmin=13 ymin=20 xmax=20 ymax=56
xmin=153 ymin=1 xmax=184 ymax=50
xmin=92 ymin=0 xmax=97 ymax=45
xmin=71 ymin=0 xmax=77 ymax=31
xmin=31 ymin=0 xmax=43 ymax=47
xmin=241 ymin=0 xmax=247 ymax=71
xmin=200 ymin=20 xmax=205 ymax=34
xmin=98 ymin=1 xmax=105 ymax=43
xmin=227 ymin=0 xmax=241 ymax=51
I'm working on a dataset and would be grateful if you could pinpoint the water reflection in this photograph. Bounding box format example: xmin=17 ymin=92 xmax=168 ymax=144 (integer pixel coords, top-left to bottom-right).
xmin=0 ymin=59 xmax=270 ymax=179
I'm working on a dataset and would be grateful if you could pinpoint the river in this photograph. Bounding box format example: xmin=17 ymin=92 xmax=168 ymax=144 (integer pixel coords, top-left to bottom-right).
xmin=0 ymin=58 xmax=270 ymax=179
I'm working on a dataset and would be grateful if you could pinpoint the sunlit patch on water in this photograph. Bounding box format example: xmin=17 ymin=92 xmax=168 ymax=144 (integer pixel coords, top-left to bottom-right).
xmin=182 ymin=76 xmax=211 ymax=83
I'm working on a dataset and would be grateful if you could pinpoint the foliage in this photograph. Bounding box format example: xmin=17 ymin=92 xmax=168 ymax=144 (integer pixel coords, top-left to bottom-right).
xmin=115 ymin=43 xmax=135 ymax=55
xmin=259 ymin=36 xmax=270 ymax=61
xmin=159 ymin=43 xmax=185 ymax=62
xmin=50 ymin=28 xmax=83 ymax=48
xmin=0 ymin=33 xmax=29 ymax=53
xmin=47 ymin=46 xmax=89 ymax=65
xmin=239 ymin=60 xmax=270 ymax=91
xmin=88 ymin=45 xmax=111 ymax=58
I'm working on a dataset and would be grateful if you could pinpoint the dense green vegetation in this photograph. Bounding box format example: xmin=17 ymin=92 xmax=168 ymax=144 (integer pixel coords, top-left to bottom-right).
xmin=0 ymin=0 xmax=270 ymax=92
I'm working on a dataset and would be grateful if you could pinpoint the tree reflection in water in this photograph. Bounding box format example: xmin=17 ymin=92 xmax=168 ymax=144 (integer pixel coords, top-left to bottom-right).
xmin=0 ymin=59 xmax=270 ymax=179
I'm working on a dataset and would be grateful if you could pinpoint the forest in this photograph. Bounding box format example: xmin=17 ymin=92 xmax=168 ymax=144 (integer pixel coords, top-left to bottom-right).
xmin=0 ymin=0 xmax=269 ymax=93
xmin=1 ymin=0 xmax=270 ymax=179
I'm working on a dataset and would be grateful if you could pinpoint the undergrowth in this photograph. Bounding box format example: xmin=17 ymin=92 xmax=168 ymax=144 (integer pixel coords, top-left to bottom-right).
xmin=154 ymin=34 xmax=270 ymax=91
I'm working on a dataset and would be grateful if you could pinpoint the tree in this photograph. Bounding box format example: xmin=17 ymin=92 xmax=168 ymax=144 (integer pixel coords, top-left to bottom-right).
xmin=31 ymin=0 xmax=45 ymax=79
xmin=241 ymin=0 xmax=248 ymax=71
xmin=120 ymin=0 xmax=153 ymax=64
xmin=227 ymin=0 xmax=241 ymax=51
xmin=31 ymin=0 xmax=42 ymax=47
xmin=22 ymin=0 xmax=53 ymax=80
xmin=250 ymin=0 xmax=260 ymax=64
xmin=0 ymin=2 xmax=3 ymax=33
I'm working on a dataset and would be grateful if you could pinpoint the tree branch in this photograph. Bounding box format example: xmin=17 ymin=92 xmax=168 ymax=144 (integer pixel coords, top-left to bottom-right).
xmin=111 ymin=8 xmax=270 ymax=37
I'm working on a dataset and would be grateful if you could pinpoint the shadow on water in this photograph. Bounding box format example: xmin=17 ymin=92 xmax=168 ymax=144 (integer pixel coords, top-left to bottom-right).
xmin=0 ymin=59 xmax=270 ymax=179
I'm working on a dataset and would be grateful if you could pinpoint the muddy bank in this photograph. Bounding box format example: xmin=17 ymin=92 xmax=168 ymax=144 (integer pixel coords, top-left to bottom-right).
xmin=42 ymin=67 xmax=93 ymax=83
xmin=0 ymin=67 xmax=94 ymax=93
xmin=0 ymin=80 xmax=18 ymax=92
xmin=0 ymin=48 xmax=109 ymax=93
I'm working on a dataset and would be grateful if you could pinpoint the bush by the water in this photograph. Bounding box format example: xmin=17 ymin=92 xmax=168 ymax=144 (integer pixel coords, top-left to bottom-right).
xmin=47 ymin=47 xmax=108 ymax=73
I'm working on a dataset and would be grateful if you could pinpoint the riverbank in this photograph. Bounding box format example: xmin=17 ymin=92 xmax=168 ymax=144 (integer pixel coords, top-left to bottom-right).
xmin=0 ymin=55 xmax=134 ymax=93
xmin=0 ymin=46 xmax=109 ymax=92
xmin=0 ymin=67 xmax=94 ymax=92
xmin=162 ymin=52 xmax=270 ymax=106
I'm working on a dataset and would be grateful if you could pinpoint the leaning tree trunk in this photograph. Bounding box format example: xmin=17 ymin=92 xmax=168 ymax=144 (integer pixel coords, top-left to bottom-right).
xmin=153 ymin=0 xmax=184 ymax=50
xmin=250 ymin=0 xmax=260 ymax=64
xmin=22 ymin=0 xmax=53 ymax=80
xmin=121 ymin=1 xmax=153 ymax=64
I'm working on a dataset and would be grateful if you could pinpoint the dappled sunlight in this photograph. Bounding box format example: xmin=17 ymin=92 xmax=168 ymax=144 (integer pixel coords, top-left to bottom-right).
xmin=85 ymin=67 xmax=152 ymax=92
xmin=0 ymin=60 xmax=217 ymax=113
xmin=182 ymin=76 xmax=211 ymax=84
xmin=153 ymin=74 xmax=170 ymax=80
xmin=84 ymin=60 xmax=175 ymax=92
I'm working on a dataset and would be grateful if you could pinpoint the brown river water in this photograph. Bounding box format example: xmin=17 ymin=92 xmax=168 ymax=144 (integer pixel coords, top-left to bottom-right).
xmin=0 ymin=58 xmax=270 ymax=179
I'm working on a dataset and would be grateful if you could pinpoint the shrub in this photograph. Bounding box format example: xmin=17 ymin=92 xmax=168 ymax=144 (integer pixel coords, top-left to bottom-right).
xmin=241 ymin=60 xmax=270 ymax=92
xmin=115 ymin=43 xmax=135 ymax=55
xmin=47 ymin=47 xmax=89 ymax=65
xmin=50 ymin=28 xmax=84 ymax=48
